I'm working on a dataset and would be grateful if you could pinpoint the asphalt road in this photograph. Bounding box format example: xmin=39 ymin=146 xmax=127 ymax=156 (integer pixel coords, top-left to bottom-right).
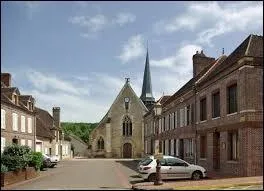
xmin=9 ymin=159 xmax=143 ymax=190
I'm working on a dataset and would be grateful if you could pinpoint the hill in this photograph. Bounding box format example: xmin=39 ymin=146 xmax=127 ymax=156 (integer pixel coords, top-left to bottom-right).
xmin=61 ymin=122 xmax=98 ymax=144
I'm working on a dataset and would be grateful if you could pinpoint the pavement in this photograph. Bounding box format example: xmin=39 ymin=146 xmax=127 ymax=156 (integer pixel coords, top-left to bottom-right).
xmin=132 ymin=176 xmax=263 ymax=190
xmin=1 ymin=158 xmax=140 ymax=190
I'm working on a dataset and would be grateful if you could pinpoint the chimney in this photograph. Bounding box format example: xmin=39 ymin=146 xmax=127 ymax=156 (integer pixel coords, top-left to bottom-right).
xmin=1 ymin=73 xmax=11 ymax=87
xmin=53 ymin=107 xmax=61 ymax=129
xmin=192 ymin=50 xmax=215 ymax=77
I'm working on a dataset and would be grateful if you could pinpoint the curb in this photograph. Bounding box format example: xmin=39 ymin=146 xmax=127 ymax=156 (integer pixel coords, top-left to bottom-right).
xmin=131 ymin=185 xmax=174 ymax=190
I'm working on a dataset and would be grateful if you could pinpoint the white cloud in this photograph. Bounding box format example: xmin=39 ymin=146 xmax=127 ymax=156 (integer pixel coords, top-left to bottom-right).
xmin=151 ymin=44 xmax=202 ymax=71
xmin=69 ymin=14 xmax=108 ymax=32
xmin=118 ymin=34 xmax=145 ymax=63
xmin=26 ymin=70 xmax=90 ymax=96
xmin=113 ymin=13 xmax=136 ymax=26
xmin=154 ymin=1 xmax=263 ymax=45
xmin=69 ymin=12 xmax=136 ymax=38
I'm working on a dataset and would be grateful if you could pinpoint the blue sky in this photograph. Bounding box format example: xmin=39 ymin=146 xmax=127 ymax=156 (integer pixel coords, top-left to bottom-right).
xmin=1 ymin=1 xmax=263 ymax=122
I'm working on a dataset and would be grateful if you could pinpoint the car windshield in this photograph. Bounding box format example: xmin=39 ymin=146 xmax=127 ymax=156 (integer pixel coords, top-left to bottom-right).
xmin=140 ymin=158 xmax=153 ymax=166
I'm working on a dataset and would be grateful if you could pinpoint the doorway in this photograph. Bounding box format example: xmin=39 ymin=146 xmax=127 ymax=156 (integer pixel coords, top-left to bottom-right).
xmin=213 ymin=132 xmax=220 ymax=170
xmin=123 ymin=143 xmax=132 ymax=158
xmin=179 ymin=139 xmax=184 ymax=159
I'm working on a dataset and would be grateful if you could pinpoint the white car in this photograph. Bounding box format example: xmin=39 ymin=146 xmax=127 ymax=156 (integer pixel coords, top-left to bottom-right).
xmin=43 ymin=154 xmax=60 ymax=168
xmin=138 ymin=155 xmax=207 ymax=182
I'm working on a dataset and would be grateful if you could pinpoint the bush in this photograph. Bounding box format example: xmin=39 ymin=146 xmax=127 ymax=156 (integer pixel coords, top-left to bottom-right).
xmin=29 ymin=152 xmax=43 ymax=171
xmin=1 ymin=164 xmax=8 ymax=173
xmin=1 ymin=144 xmax=33 ymax=171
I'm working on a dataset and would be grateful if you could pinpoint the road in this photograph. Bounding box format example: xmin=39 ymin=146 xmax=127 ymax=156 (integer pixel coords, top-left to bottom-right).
xmin=9 ymin=159 xmax=143 ymax=190
xmin=4 ymin=158 xmax=262 ymax=190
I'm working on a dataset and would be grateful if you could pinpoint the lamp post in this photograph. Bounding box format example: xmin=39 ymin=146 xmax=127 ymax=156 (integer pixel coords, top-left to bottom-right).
xmin=153 ymin=102 xmax=163 ymax=186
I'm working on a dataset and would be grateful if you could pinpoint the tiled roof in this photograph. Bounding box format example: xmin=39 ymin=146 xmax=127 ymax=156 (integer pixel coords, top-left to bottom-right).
xmin=35 ymin=107 xmax=56 ymax=130
xmin=36 ymin=117 xmax=55 ymax=139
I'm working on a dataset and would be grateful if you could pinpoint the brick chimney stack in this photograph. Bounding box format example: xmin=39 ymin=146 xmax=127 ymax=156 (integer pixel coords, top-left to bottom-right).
xmin=1 ymin=73 xmax=11 ymax=87
xmin=53 ymin=107 xmax=61 ymax=129
xmin=192 ymin=50 xmax=215 ymax=77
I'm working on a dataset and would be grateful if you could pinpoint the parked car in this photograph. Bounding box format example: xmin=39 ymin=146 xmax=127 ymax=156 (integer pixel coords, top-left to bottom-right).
xmin=41 ymin=154 xmax=52 ymax=170
xmin=137 ymin=155 xmax=207 ymax=182
xmin=43 ymin=154 xmax=60 ymax=168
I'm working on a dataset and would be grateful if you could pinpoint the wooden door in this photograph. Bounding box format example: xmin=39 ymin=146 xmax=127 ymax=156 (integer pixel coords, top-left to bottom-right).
xmin=213 ymin=132 xmax=220 ymax=170
xmin=123 ymin=143 xmax=132 ymax=158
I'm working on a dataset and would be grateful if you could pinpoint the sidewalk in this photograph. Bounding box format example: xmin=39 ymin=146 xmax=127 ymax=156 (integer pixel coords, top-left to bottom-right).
xmin=132 ymin=176 xmax=263 ymax=190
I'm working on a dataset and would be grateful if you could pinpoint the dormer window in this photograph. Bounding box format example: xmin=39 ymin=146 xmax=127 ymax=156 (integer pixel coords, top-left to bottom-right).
xmin=13 ymin=94 xmax=19 ymax=105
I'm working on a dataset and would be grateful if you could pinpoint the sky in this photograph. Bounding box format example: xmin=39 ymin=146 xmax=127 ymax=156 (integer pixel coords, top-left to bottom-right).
xmin=1 ymin=1 xmax=263 ymax=123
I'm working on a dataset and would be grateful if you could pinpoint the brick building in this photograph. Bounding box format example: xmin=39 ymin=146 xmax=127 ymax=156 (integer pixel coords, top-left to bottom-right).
xmin=145 ymin=34 xmax=263 ymax=177
xmin=1 ymin=73 xmax=36 ymax=152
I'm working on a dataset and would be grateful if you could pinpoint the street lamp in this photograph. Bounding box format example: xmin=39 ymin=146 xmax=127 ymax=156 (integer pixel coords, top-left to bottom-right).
xmin=153 ymin=102 xmax=163 ymax=186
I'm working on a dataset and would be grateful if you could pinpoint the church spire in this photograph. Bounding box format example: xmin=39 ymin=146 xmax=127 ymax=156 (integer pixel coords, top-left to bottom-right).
xmin=140 ymin=46 xmax=155 ymax=109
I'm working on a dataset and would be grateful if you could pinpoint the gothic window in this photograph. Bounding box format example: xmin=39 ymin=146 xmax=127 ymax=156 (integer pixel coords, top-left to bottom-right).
xmin=97 ymin=137 xmax=104 ymax=150
xmin=122 ymin=116 xmax=132 ymax=137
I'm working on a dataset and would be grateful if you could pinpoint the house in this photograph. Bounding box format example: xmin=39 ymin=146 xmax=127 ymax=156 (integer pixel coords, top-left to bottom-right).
xmin=1 ymin=73 xmax=36 ymax=152
xmin=145 ymin=34 xmax=263 ymax=177
xmin=35 ymin=107 xmax=71 ymax=160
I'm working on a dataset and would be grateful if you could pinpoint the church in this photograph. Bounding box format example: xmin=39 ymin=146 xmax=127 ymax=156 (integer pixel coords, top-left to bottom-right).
xmin=89 ymin=49 xmax=155 ymax=158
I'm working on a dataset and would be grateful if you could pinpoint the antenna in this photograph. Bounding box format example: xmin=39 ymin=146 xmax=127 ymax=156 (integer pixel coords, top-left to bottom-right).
xmin=222 ymin=48 xmax=224 ymax=55
xmin=125 ymin=78 xmax=130 ymax=83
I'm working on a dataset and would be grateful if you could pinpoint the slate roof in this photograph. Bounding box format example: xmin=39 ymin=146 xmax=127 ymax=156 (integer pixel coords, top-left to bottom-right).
xmin=162 ymin=34 xmax=263 ymax=107
xmin=35 ymin=107 xmax=57 ymax=130
xmin=200 ymin=34 xmax=263 ymax=83
xmin=140 ymin=49 xmax=155 ymax=102
xmin=157 ymin=95 xmax=171 ymax=105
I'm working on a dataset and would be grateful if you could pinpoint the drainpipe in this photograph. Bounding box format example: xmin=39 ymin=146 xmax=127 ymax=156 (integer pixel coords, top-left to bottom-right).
xmin=194 ymin=85 xmax=198 ymax=165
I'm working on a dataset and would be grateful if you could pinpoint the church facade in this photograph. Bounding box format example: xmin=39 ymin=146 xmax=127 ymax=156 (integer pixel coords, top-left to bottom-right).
xmin=89 ymin=50 xmax=155 ymax=158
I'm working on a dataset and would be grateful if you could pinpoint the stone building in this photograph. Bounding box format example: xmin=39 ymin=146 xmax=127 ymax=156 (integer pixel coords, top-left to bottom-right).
xmin=89 ymin=50 xmax=154 ymax=158
xmin=1 ymin=73 xmax=36 ymax=152
xmin=146 ymin=34 xmax=263 ymax=177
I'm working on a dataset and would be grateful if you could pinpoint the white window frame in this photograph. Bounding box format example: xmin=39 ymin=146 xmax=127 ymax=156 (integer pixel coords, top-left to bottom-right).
xmin=1 ymin=137 xmax=6 ymax=153
xmin=28 ymin=117 xmax=32 ymax=133
xmin=12 ymin=113 xmax=18 ymax=131
xmin=171 ymin=139 xmax=174 ymax=156
xmin=56 ymin=144 xmax=59 ymax=155
xmin=21 ymin=115 xmax=26 ymax=132
xmin=1 ymin=109 xmax=6 ymax=129
xmin=28 ymin=140 xmax=32 ymax=148
xmin=21 ymin=139 xmax=26 ymax=146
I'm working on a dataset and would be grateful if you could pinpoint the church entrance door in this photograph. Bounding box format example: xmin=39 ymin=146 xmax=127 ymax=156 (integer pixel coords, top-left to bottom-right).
xmin=123 ymin=143 xmax=132 ymax=158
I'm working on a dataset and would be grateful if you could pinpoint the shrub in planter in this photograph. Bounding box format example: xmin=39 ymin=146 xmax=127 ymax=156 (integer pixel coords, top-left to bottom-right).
xmin=1 ymin=144 xmax=33 ymax=171
xmin=29 ymin=152 xmax=43 ymax=171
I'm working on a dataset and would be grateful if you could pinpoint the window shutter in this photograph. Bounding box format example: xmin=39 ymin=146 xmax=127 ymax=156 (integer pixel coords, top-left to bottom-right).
xmin=1 ymin=109 xmax=5 ymax=129
xmin=1 ymin=137 xmax=5 ymax=153
xmin=184 ymin=107 xmax=187 ymax=126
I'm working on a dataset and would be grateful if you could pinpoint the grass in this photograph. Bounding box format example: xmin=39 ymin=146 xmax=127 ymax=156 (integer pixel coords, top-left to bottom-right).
xmin=174 ymin=182 xmax=263 ymax=190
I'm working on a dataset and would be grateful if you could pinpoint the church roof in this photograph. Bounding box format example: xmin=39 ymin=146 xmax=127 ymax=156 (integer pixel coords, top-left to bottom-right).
xmin=140 ymin=49 xmax=155 ymax=102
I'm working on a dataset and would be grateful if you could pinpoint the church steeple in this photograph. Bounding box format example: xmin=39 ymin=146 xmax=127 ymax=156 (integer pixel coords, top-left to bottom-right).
xmin=140 ymin=46 xmax=155 ymax=109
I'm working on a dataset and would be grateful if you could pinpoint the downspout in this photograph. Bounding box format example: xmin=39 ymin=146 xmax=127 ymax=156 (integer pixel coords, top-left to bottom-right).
xmin=194 ymin=84 xmax=198 ymax=165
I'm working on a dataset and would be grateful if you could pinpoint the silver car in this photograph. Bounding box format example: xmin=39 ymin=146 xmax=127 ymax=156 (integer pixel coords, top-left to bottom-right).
xmin=138 ymin=155 xmax=207 ymax=182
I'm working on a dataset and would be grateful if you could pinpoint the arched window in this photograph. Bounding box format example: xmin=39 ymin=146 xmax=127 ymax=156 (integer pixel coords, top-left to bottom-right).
xmin=97 ymin=137 xmax=104 ymax=150
xmin=123 ymin=116 xmax=132 ymax=137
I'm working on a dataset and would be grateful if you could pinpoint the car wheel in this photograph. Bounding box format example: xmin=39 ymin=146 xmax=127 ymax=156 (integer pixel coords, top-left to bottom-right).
xmin=148 ymin=173 xmax=156 ymax=182
xmin=192 ymin=171 xmax=202 ymax=180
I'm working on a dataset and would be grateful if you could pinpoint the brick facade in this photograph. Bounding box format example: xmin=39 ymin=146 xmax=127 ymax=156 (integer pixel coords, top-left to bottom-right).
xmin=144 ymin=34 xmax=263 ymax=177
